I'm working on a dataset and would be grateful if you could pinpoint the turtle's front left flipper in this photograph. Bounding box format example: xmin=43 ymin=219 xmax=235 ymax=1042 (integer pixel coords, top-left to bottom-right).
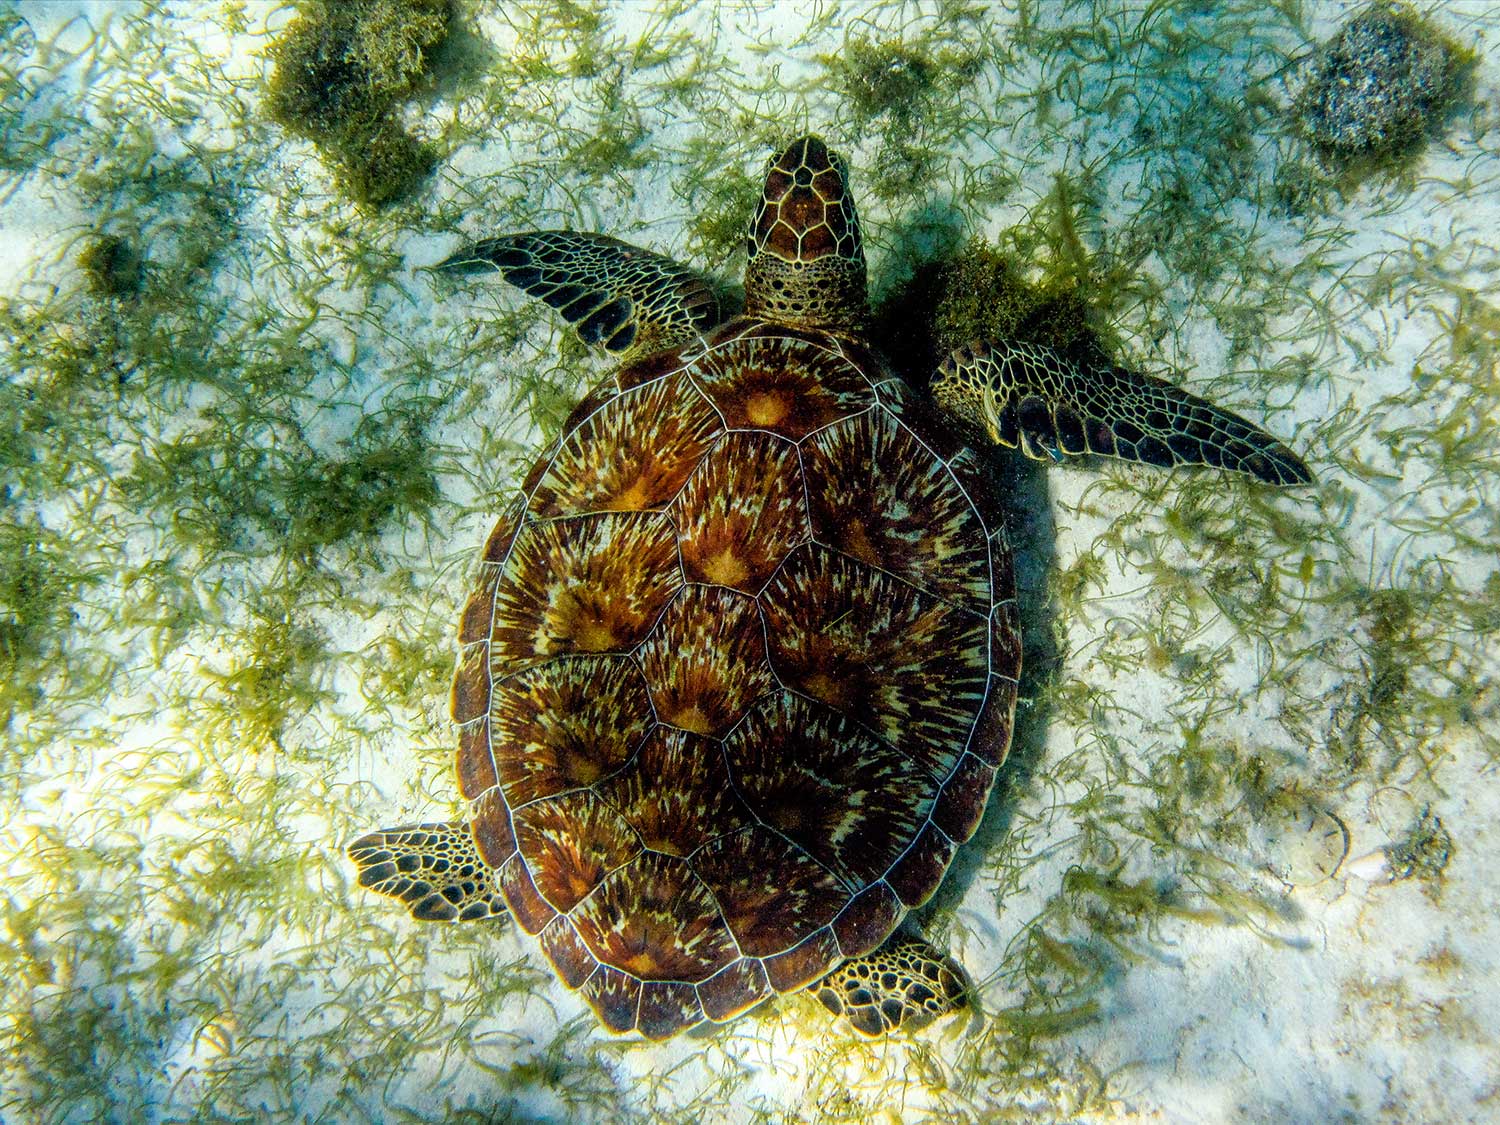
xmin=347 ymin=821 xmax=506 ymax=923
xmin=438 ymin=231 xmax=719 ymax=359
xmin=931 ymin=339 xmax=1313 ymax=486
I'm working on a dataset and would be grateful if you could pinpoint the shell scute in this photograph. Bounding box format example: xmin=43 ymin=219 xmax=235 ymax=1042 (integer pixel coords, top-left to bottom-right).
xmin=450 ymin=641 xmax=491 ymax=725
xmin=697 ymin=956 xmax=772 ymax=1022
xmin=491 ymin=511 xmax=682 ymax=669
xmin=635 ymin=584 xmax=777 ymax=736
xmin=512 ymin=790 xmax=641 ymax=914
xmin=496 ymin=854 xmax=557 ymax=934
xmin=692 ymin=826 xmax=846 ymax=958
xmin=758 ymin=544 xmax=989 ymax=781
xmin=672 ymin=430 xmax=808 ymax=592
xmin=638 ymin=981 xmax=705 ymax=1041
xmin=570 ymin=852 xmax=738 ymax=981
xmin=455 ymin=717 xmax=497 ymax=800
xmin=723 ymin=693 xmax=934 ymax=886
xmin=931 ymin=752 xmax=998 ymax=843
xmin=529 ymin=372 xmax=720 ymax=517
xmin=580 ymin=965 xmax=641 ymax=1033
xmin=803 ymin=409 xmax=992 ymax=611
xmin=831 ymin=881 xmax=902 ymax=959
xmin=886 ymin=822 xmax=958 ymax=909
xmin=470 ymin=786 xmax=516 ymax=868
xmin=490 ymin=655 xmax=652 ymax=807
xmin=600 ymin=726 xmax=754 ymax=855
xmin=761 ymin=926 xmax=841 ymax=993
xmin=691 ymin=328 xmax=875 ymax=439
xmin=539 ymin=917 xmax=597 ymax=989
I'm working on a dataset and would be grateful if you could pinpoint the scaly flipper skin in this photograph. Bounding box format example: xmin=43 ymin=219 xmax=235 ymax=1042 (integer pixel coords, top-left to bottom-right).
xmin=815 ymin=934 xmax=968 ymax=1036
xmin=931 ymin=338 xmax=1314 ymax=486
xmin=347 ymin=822 xmax=506 ymax=923
xmin=437 ymin=231 xmax=719 ymax=359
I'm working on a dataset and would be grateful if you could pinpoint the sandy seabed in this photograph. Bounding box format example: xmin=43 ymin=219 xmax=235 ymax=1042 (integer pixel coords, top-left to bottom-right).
xmin=2 ymin=2 xmax=1498 ymax=1122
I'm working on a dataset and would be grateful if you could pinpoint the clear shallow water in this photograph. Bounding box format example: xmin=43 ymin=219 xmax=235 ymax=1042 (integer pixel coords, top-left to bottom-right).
xmin=2 ymin=2 xmax=1498 ymax=1121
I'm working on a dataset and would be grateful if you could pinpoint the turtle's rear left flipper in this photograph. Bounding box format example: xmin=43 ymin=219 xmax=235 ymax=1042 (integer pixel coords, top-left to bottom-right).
xmin=347 ymin=822 xmax=506 ymax=923
xmin=437 ymin=231 xmax=719 ymax=359
xmin=931 ymin=339 xmax=1313 ymax=486
xmin=815 ymin=934 xmax=968 ymax=1036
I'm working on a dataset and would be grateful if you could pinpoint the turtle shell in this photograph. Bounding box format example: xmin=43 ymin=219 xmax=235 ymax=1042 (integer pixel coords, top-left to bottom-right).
xmin=452 ymin=317 xmax=1020 ymax=1039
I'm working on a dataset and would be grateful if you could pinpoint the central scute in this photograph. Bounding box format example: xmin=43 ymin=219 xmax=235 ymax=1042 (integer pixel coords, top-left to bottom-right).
xmin=450 ymin=316 xmax=1019 ymax=1039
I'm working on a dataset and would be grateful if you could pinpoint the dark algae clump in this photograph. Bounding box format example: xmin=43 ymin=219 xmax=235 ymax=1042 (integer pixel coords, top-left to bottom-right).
xmin=77 ymin=233 xmax=143 ymax=298
xmin=265 ymin=0 xmax=453 ymax=206
xmin=1294 ymin=3 xmax=1475 ymax=180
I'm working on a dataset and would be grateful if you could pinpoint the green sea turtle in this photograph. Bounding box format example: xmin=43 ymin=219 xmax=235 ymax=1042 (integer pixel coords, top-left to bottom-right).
xmin=347 ymin=136 xmax=1311 ymax=1040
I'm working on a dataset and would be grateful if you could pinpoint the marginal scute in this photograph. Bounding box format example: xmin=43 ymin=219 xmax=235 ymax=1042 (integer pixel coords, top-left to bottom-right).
xmin=886 ymin=822 xmax=958 ymax=909
xmin=580 ymin=965 xmax=642 ymax=1033
xmin=455 ymin=717 xmax=497 ymax=800
xmin=697 ymin=957 xmax=772 ymax=1022
xmin=831 ymin=881 xmax=903 ymax=959
xmin=539 ymin=916 xmax=598 ymax=989
xmin=496 ymin=854 xmax=557 ymax=934
xmin=480 ymin=497 xmax=528 ymax=564
xmin=638 ymin=980 xmax=705 ymax=1041
xmin=761 ymin=926 xmax=841 ymax=993
xmin=457 ymin=563 xmax=501 ymax=643
xmin=930 ymin=752 xmax=998 ymax=843
xmin=450 ymin=641 xmax=491 ymax=725
xmin=469 ymin=786 xmax=516 ymax=868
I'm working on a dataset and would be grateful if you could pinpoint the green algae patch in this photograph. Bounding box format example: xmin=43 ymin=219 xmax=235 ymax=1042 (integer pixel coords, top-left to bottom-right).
xmin=871 ymin=177 xmax=1124 ymax=383
xmin=265 ymin=0 xmax=455 ymax=207
xmin=1293 ymin=3 xmax=1478 ymax=186
xmin=77 ymin=233 xmax=144 ymax=299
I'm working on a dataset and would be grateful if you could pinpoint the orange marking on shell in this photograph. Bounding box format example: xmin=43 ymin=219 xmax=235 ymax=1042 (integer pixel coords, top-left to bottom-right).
xmin=744 ymin=390 xmax=788 ymax=427
xmin=674 ymin=429 xmax=807 ymax=592
xmin=699 ymin=547 xmax=750 ymax=588
xmin=665 ymin=704 xmax=713 ymax=736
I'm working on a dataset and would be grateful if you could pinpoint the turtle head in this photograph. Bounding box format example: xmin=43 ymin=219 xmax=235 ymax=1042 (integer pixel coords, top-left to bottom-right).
xmin=744 ymin=135 xmax=868 ymax=333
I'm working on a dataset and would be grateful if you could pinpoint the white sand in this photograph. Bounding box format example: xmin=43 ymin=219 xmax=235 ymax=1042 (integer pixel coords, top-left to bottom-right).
xmin=2 ymin=1 xmax=1497 ymax=1122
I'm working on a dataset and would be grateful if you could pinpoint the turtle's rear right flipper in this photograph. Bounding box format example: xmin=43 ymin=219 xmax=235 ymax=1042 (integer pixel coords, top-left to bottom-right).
xmin=437 ymin=231 xmax=719 ymax=359
xmin=347 ymin=821 xmax=506 ymax=923
xmin=931 ymin=339 xmax=1313 ymax=486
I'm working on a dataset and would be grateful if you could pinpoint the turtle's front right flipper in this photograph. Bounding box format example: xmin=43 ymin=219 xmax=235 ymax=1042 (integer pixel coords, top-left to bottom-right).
xmin=438 ymin=231 xmax=719 ymax=359
xmin=347 ymin=821 xmax=506 ymax=923
xmin=931 ymin=339 xmax=1313 ymax=486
